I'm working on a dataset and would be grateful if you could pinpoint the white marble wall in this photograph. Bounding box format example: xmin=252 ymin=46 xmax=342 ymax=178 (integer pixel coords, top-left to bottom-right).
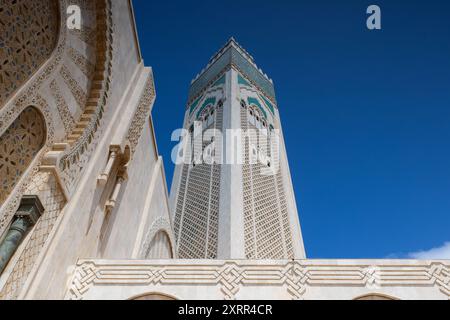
xmin=66 ymin=259 xmax=450 ymax=300
xmin=10 ymin=1 xmax=175 ymax=299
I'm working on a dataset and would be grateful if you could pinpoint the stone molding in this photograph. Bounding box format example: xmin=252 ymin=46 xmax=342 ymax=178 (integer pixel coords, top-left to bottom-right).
xmin=0 ymin=95 xmax=57 ymax=236
xmin=0 ymin=0 xmax=115 ymax=299
xmin=0 ymin=0 xmax=68 ymax=236
xmin=66 ymin=259 xmax=450 ymax=300
xmin=125 ymin=73 xmax=156 ymax=158
xmin=59 ymin=0 xmax=115 ymax=195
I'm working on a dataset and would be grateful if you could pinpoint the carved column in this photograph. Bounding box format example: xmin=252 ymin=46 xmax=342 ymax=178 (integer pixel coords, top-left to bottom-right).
xmin=0 ymin=196 xmax=44 ymax=274
xmin=97 ymin=147 xmax=121 ymax=186
xmin=105 ymin=175 xmax=125 ymax=214
xmin=101 ymin=146 xmax=129 ymax=215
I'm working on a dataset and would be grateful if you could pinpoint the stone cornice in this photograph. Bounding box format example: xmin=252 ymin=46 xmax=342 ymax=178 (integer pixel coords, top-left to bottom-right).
xmin=187 ymin=39 xmax=276 ymax=106
xmin=66 ymin=259 xmax=450 ymax=300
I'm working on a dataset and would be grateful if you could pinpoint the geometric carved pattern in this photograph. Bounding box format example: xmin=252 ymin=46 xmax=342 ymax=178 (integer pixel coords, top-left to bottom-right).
xmin=0 ymin=172 xmax=66 ymax=300
xmin=240 ymin=99 xmax=294 ymax=259
xmin=0 ymin=0 xmax=59 ymax=107
xmin=69 ymin=26 xmax=97 ymax=48
xmin=126 ymin=73 xmax=156 ymax=157
xmin=59 ymin=65 xmax=87 ymax=111
xmin=66 ymin=260 xmax=450 ymax=300
xmin=49 ymin=80 xmax=75 ymax=135
xmin=174 ymin=96 xmax=223 ymax=259
xmin=67 ymin=47 xmax=95 ymax=80
xmin=0 ymin=107 xmax=46 ymax=205
xmin=0 ymin=0 xmax=115 ymax=299
xmin=68 ymin=262 xmax=98 ymax=300
xmin=429 ymin=263 xmax=450 ymax=297
xmin=59 ymin=0 xmax=114 ymax=194
xmin=0 ymin=94 xmax=54 ymax=239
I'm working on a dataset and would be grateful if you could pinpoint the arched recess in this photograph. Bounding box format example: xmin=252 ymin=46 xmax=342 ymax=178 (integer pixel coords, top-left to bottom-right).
xmin=145 ymin=230 xmax=173 ymax=259
xmin=354 ymin=293 xmax=399 ymax=300
xmin=140 ymin=216 xmax=176 ymax=259
xmin=0 ymin=107 xmax=46 ymax=205
xmin=130 ymin=292 xmax=177 ymax=300
xmin=0 ymin=0 xmax=60 ymax=108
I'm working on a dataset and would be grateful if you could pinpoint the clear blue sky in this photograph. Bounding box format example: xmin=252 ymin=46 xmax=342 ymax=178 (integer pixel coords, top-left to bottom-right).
xmin=133 ymin=0 xmax=450 ymax=259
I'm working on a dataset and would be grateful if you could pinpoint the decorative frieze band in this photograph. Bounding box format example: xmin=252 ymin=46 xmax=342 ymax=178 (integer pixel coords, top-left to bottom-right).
xmin=66 ymin=260 xmax=450 ymax=300
xmin=126 ymin=73 xmax=156 ymax=157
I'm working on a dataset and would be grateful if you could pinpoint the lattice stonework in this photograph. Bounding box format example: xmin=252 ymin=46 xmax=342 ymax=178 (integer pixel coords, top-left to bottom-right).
xmin=0 ymin=172 xmax=65 ymax=300
xmin=0 ymin=0 xmax=114 ymax=300
xmin=0 ymin=107 xmax=46 ymax=205
xmin=0 ymin=0 xmax=59 ymax=107
xmin=59 ymin=65 xmax=87 ymax=111
xmin=175 ymin=100 xmax=223 ymax=259
xmin=67 ymin=47 xmax=95 ymax=80
xmin=49 ymin=80 xmax=76 ymax=135
xmin=241 ymin=105 xmax=294 ymax=259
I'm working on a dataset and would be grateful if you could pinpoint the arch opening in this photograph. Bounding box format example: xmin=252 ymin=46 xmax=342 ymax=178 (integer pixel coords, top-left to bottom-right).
xmin=0 ymin=106 xmax=46 ymax=205
xmin=145 ymin=230 xmax=174 ymax=259
xmin=131 ymin=292 xmax=177 ymax=300
xmin=354 ymin=293 xmax=399 ymax=300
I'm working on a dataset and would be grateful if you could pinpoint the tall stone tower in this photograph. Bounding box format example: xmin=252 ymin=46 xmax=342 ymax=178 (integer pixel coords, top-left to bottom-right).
xmin=170 ymin=38 xmax=305 ymax=260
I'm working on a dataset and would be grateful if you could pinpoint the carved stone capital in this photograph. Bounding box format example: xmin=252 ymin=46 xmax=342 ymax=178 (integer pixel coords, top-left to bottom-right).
xmin=40 ymin=143 xmax=70 ymax=200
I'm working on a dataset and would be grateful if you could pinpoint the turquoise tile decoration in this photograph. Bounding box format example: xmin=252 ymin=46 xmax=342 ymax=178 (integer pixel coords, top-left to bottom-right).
xmin=259 ymin=94 xmax=275 ymax=115
xmin=213 ymin=75 xmax=225 ymax=87
xmin=189 ymin=95 xmax=203 ymax=115
xmin=196 ymin=97 xmax=216 ymax=119
xmin=231 ymin=47 xmax=276 ymax=102
xmin=247 ymin=97 xmax=267 ymax=119
xmin=189 ymin=50 xmax=231 ymax=104
xmin=188 ymin=46 xmax=276 ymax=105
xmin=238 ymin=74 xmax=251 ymax=87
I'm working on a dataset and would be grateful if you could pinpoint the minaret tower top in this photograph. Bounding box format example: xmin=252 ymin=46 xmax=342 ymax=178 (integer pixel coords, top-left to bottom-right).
xmin=170 ymin=39 xmax=305 ymax=260
xmin=188 ymin=37 xmax=276 ymax=107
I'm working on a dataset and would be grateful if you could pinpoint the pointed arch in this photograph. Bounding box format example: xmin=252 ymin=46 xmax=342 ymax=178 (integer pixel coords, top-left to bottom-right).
xmin=0 ymin=106 xmax=46 ymax=205
xmin=145 ymin=230 xmax=174 ymax=259
xmin=140 ymin=217 xmax=176 ymax=259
